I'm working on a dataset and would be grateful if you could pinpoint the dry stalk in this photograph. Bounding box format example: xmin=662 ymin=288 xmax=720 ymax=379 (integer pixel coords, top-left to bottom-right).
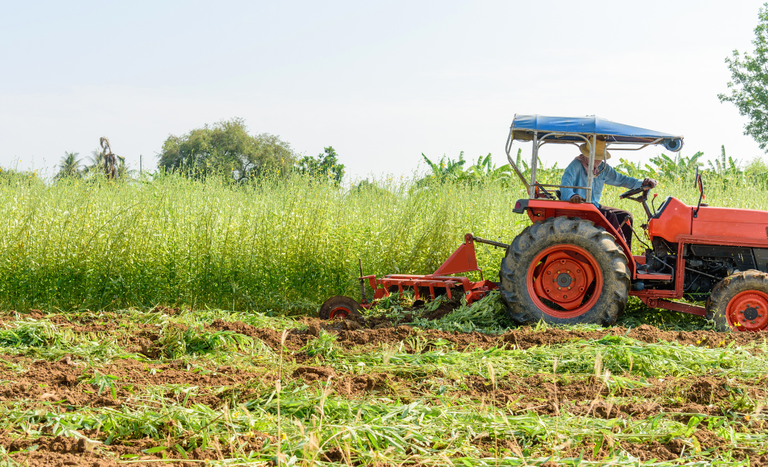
xmin=276 ymin=329 xmax=289 ymax=465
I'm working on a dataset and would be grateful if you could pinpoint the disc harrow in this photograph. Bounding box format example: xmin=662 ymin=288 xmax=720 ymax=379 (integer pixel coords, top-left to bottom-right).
xmin=320 ymin=234 xmax=506 ymax=319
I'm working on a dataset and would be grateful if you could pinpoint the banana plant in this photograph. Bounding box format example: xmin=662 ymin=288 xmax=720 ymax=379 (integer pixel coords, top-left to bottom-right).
xmin=647 ymin=152 xmax=703 ymax=181
xmin=707 ymin=145 xmax=741 ymax=175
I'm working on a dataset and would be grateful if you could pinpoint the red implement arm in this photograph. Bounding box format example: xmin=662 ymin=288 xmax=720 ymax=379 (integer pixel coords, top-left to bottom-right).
xmin=361 ymin=233 xmax=506 ymax=306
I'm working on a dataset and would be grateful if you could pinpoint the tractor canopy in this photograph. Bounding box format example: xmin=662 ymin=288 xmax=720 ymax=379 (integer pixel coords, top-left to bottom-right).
xmin=510 ymin=115 xmax=684 ymax=152
xmin=505 ymin=114 xmax=684 ymax=203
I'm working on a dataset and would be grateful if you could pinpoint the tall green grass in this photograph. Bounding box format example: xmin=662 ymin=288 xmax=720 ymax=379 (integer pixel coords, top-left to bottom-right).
xmin=0 ymin=171 xmax=765 ymax=313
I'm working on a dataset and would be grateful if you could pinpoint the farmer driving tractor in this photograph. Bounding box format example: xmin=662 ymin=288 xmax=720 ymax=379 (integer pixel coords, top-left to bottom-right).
xmin=560 ymin=139 xmax=657 ymax=251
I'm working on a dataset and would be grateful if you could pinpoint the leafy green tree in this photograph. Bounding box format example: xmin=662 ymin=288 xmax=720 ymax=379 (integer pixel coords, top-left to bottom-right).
xmin=719 ymin=3 xmax=768 ymax=150
xmin=55 ymin=151 xmax=83 ymax=180
xmin=295 ymin=146 xmax=345 ymax=184
xmin=158 ymin=118 xmax=295 ymax=180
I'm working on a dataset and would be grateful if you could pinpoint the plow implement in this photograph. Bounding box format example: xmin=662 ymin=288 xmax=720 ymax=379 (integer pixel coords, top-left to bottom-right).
xmin=319 ymin=234 xmax=508 ymax=320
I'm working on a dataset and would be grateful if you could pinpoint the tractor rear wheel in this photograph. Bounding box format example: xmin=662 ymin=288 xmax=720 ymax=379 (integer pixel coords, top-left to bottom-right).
xmin=500 ymin=217 xmax=630 ymax=326
xmin=706 ymin=270 xmax=768 ymax=332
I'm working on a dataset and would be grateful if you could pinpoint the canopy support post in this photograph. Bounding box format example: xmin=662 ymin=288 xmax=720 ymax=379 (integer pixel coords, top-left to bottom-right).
xmin=505 ymin=128 xmax=530 ymax=193
xmin=585 ymin=134 xmax=595 ymax=204
xmin=529 ymin=131 xmax=538 ymax=199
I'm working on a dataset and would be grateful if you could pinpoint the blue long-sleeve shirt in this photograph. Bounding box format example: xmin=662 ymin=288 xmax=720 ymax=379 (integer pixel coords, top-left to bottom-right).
xmin=559 ymin=158 xmax=642 ymax=207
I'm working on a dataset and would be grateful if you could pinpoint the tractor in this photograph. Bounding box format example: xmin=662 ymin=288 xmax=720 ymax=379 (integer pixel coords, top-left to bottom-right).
xmin=321 ymin=115 xmax=768 ymax=333
xmin=503 ymin=115 xmax=768 ymax=332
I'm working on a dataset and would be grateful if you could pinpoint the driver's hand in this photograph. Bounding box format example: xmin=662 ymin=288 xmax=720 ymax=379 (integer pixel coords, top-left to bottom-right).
xmin=642 ymin=178 xmax=658 ymax=188
xmin=569 ymin=194 xmax=584 ymax=204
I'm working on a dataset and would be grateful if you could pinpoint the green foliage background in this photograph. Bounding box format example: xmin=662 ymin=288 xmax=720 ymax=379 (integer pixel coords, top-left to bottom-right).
xmin=157 ymin=118 xmax=296 ymax=181
xmin=720 ymin=2 xmax=768 ymax=151
xmin=0 ymin=173 xmax=523 ymax=312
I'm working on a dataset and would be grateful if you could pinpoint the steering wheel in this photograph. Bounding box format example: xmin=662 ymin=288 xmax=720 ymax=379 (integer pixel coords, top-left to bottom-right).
xmin=619 ymin=185 xmax=651 ymax=200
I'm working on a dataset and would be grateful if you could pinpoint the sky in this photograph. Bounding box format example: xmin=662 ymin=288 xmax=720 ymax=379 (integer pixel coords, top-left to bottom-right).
xmin=0 ymin=0 xmax=764 ymax=180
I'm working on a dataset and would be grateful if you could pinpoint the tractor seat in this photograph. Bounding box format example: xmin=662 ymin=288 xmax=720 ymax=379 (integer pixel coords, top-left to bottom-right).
xmin=534 ymin=185 xmax=558 ymax=200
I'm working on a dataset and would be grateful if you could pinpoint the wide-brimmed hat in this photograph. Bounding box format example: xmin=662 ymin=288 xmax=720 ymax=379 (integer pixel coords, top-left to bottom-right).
xmin=579 ymin=140 xmax=611 ymax=160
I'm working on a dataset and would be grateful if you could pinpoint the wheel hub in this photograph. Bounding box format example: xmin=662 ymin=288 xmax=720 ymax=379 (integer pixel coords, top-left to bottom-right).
xmin=556 ymin=273 xmax=572 ymax=287
xmin=727 ymin=291 xmax=768 ymax=332
xmin=743 ymin=305 xmax=759 ymax=321
xmin=537 ymin=256 xmax=591 ymax=306
xmin=529 ymin=247 xmax=602 ymax=317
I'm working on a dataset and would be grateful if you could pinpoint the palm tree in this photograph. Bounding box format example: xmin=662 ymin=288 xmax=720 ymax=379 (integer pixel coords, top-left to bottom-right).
xmin=55 ymin=152 xmax=83 ymax=180
xmin=85 ymin=147 xmax=133 ymax=180
xmin=85 ymin=148 xmax=105 ymax=176
xmin=116 ymin=157 xmax=135 ymax=179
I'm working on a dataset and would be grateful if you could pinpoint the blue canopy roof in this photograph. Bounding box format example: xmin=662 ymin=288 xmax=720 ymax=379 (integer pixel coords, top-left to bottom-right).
xmin=511 ymin=115 xmax=684 ymax=152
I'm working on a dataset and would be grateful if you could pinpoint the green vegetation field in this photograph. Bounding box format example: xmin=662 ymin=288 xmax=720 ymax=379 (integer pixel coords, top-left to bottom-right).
xmin=1 ymin=168 xmax=768 ymax=466
xmin=1 ymin=170 xmax=765 ymax=314
xmin=0 ymin=303 xmax=767 ymax=466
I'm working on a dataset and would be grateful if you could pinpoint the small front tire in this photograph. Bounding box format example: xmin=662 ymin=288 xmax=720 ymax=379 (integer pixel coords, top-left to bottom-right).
xmin=319 ymin=296 xmax=362 ymax=320
xmin=706 ymin=270 xmax=768 ymax=332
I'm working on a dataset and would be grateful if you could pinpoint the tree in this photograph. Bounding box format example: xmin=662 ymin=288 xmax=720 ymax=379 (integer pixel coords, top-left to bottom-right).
xmin=55 ymin=151 xmax=83 ymax=180
xmin=158 ymin=118 xmax=296 ymax=180
xmin=99 ymin=137 xmax=123 ymax=179
xmin=295 ymin=146 xmax=345 ymax=184
xmin=85 ymin=148 xmax=105 ymax=176
xmin=719 ymin=3 xmax=768 ymax=151
xmin=83 ymin=146 xmax=134 ymax=180
xmin=115 ymin=158 xmax=134 ymax=179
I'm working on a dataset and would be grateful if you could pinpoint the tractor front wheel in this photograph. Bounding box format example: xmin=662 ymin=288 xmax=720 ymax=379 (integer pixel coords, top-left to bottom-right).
xmin=500 ymin=217 xmax=630 ymax=326
xmin=707 ymin=270 xmax=768 ymax=332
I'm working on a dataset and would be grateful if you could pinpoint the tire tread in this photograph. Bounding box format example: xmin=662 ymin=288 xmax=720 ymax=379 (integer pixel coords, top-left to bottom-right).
xmin=500 ymin=217 xmax=629 ymax=326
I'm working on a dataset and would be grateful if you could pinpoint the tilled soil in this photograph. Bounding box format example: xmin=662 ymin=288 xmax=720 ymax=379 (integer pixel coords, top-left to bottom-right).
xmin=288 ymin=318 xmax=767 ymax=353
xmin=10 ymin=306 xmax=768 ymax=353
xmin=1 ymin=309 xmax=767 ymax=465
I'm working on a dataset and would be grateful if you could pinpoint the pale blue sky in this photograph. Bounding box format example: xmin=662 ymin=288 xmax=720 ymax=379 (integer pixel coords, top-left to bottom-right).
xmin=0 ymin=0 xmax=763 ymax=179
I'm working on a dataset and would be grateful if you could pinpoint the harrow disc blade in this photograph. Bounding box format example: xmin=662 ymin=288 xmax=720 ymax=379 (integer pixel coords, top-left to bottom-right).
xmin=389 ymin=284 xmax=463 ymax=302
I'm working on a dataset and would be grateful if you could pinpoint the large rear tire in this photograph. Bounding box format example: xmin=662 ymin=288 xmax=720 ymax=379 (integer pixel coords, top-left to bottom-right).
xmin=500 ymin=217 xmax=630 ymax=326
xmin=706 ymin=270 xmax=768 ymax=332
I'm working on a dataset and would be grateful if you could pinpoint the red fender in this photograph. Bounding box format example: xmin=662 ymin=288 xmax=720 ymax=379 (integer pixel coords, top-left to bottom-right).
xmin=513 ymin=199 xmax=635 ymax=275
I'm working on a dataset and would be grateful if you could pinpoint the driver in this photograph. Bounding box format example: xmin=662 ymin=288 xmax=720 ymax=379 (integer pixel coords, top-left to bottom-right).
xmin=559 ymin=140 xmax=657 ymax=250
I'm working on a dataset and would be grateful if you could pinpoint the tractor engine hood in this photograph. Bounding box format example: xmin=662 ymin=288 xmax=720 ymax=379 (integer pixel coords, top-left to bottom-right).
xmin=649 ymin=197 xmax=768 ymax=243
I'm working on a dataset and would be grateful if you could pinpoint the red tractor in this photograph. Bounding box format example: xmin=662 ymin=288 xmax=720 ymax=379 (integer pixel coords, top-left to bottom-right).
xmin=503 ymin=115 xmax=768 ymax=332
